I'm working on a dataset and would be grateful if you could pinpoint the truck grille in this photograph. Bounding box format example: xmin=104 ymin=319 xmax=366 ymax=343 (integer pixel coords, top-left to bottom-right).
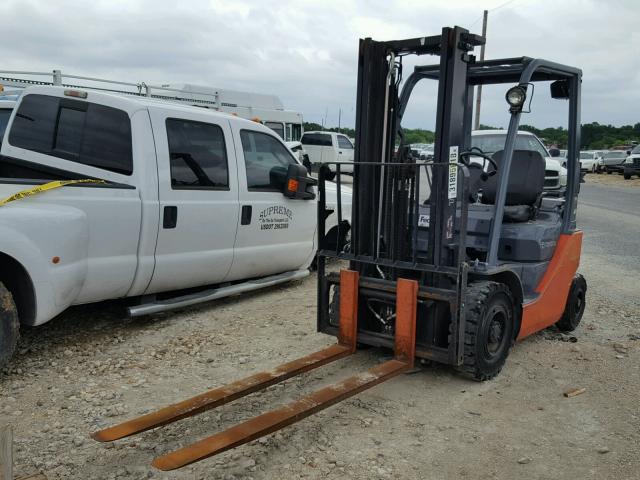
xmin=544 ymin=169 xmax=560 ymax=188
xmin=634 ymin=158 xmax=640 ymax=167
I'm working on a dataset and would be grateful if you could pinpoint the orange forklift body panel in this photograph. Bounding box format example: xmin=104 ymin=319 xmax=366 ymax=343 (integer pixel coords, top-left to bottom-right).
xmin=518 ymin=231 xmax=583 ymax=339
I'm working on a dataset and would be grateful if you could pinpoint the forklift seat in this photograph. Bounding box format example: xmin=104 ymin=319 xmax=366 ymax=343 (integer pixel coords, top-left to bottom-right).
xmin=480 ymin=150 xmax=546 ymax=222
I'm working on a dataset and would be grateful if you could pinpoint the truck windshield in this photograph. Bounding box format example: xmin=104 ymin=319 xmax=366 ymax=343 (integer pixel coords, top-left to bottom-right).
xmin=631 ymin=144 xmax=640 ymax=154
xmin=471 ymin=133 xmax=549 ymax=158
xmin=0 ymin=109 xmax=11 ymax=139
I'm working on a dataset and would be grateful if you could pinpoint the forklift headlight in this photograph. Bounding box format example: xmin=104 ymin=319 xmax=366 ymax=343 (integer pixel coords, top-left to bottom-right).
xmin=505 ymin=86 xmax=527 ymax=112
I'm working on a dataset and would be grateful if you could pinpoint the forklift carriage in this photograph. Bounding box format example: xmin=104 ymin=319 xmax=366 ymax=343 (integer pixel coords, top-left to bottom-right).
xmin=316 ymin=25 xmax=585 ymax=380
xmin=93 ymin=26 xmax=587 ymax=470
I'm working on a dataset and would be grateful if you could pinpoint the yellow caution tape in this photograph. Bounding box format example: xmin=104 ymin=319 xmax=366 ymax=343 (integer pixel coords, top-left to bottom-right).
xmin=0 ymin=179 xmax=107 ymax=206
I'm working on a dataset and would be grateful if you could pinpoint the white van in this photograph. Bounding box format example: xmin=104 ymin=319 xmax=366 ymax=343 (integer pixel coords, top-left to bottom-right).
xmin=300 ymin=131 xmax=354 ymax=178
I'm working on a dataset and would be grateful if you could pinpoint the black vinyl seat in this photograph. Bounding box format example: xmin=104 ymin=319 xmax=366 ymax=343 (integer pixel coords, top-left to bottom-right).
xmin=480 ymin=149 xmax=546 ymax=222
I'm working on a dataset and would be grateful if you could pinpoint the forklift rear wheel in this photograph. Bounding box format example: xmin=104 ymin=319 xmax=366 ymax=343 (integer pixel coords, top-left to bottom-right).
xmin=458 ymin=281 xmax=515 ymax=381
xmin=0 ymin=282 xmax=20 ymax=371
xmin=556 ymin=273 xmax=587 ymax=332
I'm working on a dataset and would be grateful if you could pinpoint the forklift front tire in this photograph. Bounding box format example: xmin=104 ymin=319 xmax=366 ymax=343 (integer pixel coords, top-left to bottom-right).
xmin=458 ymin=281 xmax=515 ymax=381
xmin=555 ymin=273 xmax=587 ymax=333
xmin=0 ymin=282 xmax=20 ymax=371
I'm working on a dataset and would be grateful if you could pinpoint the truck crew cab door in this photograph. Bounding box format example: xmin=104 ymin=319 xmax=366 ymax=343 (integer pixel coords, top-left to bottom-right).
xmin=227 ymin=125 xmax=316 ymax=281
xmin=336 ymin=134 xmax=354 ymax=162
xmin=146 ymin=110 xmax=239 ymax=294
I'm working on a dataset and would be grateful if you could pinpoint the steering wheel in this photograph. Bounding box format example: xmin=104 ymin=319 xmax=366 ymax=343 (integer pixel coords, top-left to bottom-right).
xmin=459 ymin=148 xmax=499 ymax=179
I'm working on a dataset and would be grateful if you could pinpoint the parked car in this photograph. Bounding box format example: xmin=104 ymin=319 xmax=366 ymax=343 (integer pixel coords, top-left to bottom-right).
xmin=623 ymin=144 xmax=640 ymax=179
xmin=471 ymin=130 xmax=567 ymax=195
xmin=300 ymin=131 xmax=354 ymax=179
xmin=0 ymin=86 xmax=352 ymax=368
xmin=579 ymin=151 xmax=602 ymax=173
xmin=600 ymin=150 xmax=628 ymax=174
xmin=410 ymin=143 xmax=434 ymax=160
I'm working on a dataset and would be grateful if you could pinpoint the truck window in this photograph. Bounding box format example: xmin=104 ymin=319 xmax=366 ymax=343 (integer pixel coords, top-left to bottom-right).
xmin=301 ymin=133 xmax=332 ymax=147
xmin=0 ymin=109 xmax=12 ymax=139
xmin=264 ymin=122 xmax=285 ymax=139
xmin=166 ymin=119 xmax=229 ymax=189
xmin=240 ymin=129 xmax=296 ymax=190
xmin=9 ymin=94 xmax=133 ymax=175
xmin=337 ymin=135 xmax=353 ymax=149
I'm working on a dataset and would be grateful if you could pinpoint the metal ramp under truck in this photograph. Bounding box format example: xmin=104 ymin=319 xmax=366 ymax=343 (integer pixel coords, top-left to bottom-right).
xmin=93 ymin=270 xmax=418 ymax=471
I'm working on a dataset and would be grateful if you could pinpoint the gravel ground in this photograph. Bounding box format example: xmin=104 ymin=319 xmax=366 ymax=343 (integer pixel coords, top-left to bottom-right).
xmin=1 ymin=188 xmax=639 ymax=479
xmin=585 ymin=171 xmax=640 ymax=187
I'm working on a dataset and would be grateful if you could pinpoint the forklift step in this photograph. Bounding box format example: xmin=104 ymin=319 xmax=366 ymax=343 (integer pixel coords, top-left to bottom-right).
xmin=92 ymin=271 xmax=418 ymax=471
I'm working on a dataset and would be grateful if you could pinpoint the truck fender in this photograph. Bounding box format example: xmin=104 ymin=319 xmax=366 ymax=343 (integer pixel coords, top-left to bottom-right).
xmin=0 ymin=204 xmax=90 ymax=325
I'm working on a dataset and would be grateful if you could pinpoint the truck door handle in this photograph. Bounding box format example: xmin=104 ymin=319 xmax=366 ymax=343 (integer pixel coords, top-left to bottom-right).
xmin=338 ymin=151 xmax=343 ymax=154
xmin=163 ymin=206 xmax=178 ymax=229
xmin=241 ymin=205 xmax=252 ymax=225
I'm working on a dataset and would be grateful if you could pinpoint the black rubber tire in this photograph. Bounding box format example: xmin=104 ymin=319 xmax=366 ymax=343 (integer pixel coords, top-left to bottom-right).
xmin=624 ymin=172 xmax=632 ymax=180
xmin=457 ymin=281 xmax=515 ymax=381
xmin=556 ymin=273 xmax=587 ymax=333
xmin=606 ymin=169 xmax=612 ymax=174
xmin=0 ymin=282 xmax=20 ymax=370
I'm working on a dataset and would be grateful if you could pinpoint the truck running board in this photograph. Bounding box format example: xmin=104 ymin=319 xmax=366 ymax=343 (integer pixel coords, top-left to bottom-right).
xmin=128 ymin=269 xmax=310 ymax=317
xmin=93 ymin=270 xmax=418 ymax=471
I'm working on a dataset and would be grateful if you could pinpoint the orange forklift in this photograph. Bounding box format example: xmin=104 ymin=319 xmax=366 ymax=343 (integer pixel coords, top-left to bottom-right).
xmin=93 ymin=26 xmax=586 ymax=470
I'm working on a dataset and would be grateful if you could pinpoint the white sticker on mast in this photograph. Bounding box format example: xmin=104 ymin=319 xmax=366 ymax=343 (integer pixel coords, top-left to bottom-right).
xmin=448 ymin=145 xmax=459 ymax=200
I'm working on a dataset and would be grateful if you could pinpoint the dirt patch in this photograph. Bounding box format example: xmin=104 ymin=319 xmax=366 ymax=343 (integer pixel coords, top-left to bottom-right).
xmin=585 ymin=171 xmax=640 ymax=187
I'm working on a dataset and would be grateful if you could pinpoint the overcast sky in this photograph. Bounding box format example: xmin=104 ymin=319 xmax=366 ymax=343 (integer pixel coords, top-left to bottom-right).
xmin=1 ymin=0 xmax=638 ymax=130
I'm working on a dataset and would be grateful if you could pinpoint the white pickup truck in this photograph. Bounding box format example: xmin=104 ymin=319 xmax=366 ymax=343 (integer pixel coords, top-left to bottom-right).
xmin=0 ymin=86 xmax=351 ymax=368
xmin=300 ymin=131 xmax=355 ymax=178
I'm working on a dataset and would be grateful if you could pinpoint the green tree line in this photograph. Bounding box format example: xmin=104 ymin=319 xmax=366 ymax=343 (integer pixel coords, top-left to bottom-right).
xmin=305 ymin=121 xmax=640 ymax=149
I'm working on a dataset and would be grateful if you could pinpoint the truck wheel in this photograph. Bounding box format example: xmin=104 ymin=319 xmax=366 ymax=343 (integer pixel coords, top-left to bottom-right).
xmin=457 ymin=281 xmax=515 ymax=381
xmin=624 ymin=172 xmax=631 ymax=179
xmin=0 ymin=282 xmax=20 ymax=370
xmin=556 ymin=274 xmax=586 ymax=333
xmin=606 ymin=169 xmax=612 ymax=175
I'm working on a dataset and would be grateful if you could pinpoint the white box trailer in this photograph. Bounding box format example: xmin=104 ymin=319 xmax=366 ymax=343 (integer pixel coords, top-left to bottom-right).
xmin=0 ymin=70 xmax=304 ymax=141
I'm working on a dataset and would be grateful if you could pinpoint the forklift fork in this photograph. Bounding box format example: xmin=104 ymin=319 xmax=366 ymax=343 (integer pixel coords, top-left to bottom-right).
xmin=92 ymin=270 xmax=418 ymax=471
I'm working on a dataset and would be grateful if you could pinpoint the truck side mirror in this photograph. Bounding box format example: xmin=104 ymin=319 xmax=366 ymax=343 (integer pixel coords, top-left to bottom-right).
xmin=271 ymin=164 xmax=317 ymax=200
